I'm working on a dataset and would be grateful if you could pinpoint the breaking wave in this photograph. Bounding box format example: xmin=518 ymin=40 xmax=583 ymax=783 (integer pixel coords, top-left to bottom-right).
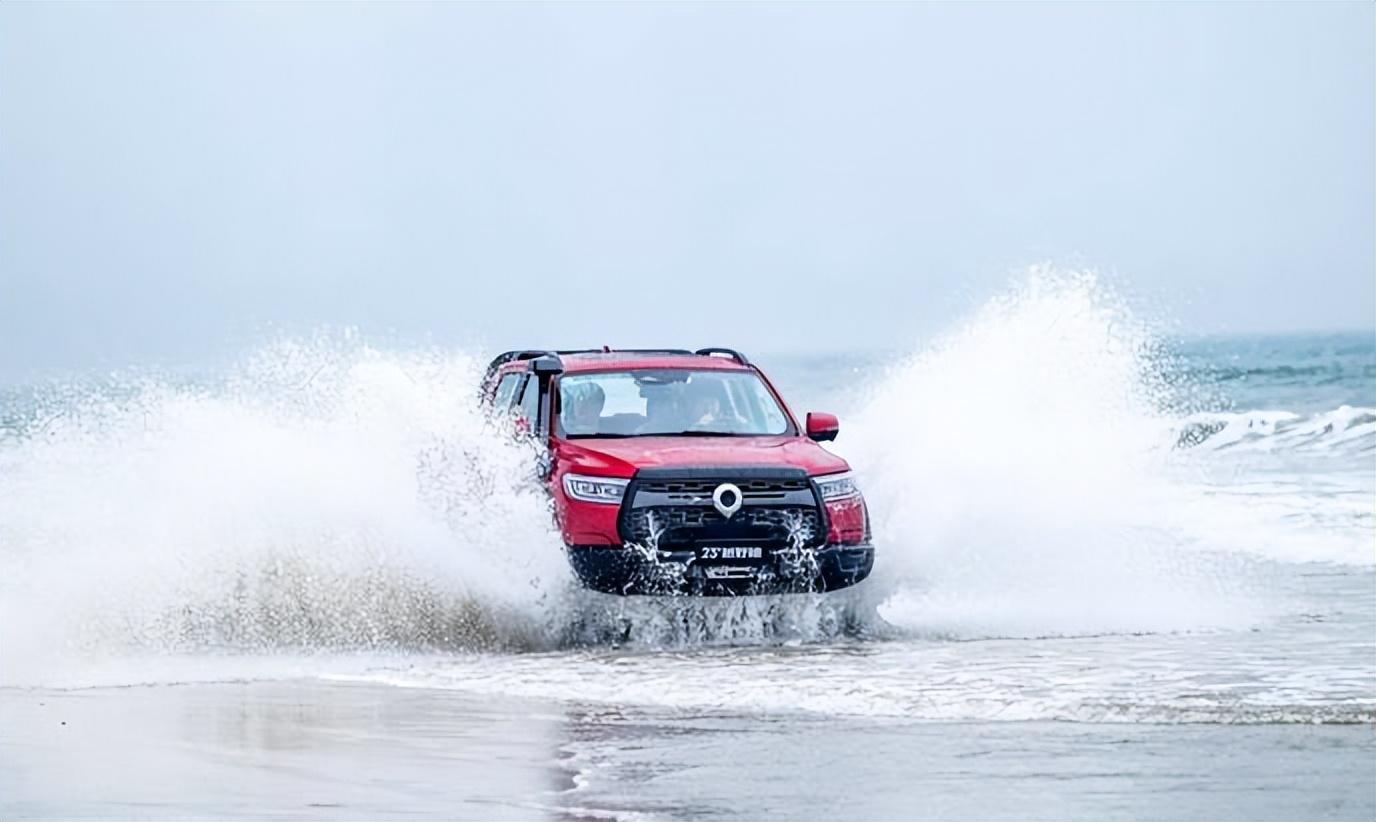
xmin=1173 ymin=405 xmax=1376 ymax=456
xmin=844 ymin=271 xmax=1370 ymax=640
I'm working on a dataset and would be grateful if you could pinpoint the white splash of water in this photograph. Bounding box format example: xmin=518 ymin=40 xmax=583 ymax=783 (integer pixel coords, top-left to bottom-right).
xmin=0 ymin=338 xmax=571 ymax=684
xmin=1 ymin=271 xmax=1366 ymax=689
xmin=844 ymin=269 xmax=1336 ymax=638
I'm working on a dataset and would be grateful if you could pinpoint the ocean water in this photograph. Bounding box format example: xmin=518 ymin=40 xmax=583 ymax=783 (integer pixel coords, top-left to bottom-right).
xmin=0 ymin=274 xmax=1372 ymax=818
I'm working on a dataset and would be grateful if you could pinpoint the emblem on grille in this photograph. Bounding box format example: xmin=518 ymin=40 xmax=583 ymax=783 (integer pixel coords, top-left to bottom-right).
xmin=712 ymin=482 xmax=743 ymax=519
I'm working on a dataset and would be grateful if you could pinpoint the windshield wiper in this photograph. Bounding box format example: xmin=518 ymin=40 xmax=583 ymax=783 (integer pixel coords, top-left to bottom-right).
xmin=656 ymin=430 xmax=751 ymax=437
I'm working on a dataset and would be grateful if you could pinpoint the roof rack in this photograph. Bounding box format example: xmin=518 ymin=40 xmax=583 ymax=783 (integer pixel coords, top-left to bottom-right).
xmin=482 ymin=347 xmax=751 ymax=388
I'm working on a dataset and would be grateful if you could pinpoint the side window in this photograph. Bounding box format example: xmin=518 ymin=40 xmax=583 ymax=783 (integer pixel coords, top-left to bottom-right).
xmin=492 ymin=373 xmax=521 ymax=409
xmin=518 ymin=374 xmax=541 ymax=426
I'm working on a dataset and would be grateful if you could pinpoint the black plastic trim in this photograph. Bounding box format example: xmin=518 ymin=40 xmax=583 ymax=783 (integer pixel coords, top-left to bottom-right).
xmin=564 ymin=542 xmax=874 ymax=596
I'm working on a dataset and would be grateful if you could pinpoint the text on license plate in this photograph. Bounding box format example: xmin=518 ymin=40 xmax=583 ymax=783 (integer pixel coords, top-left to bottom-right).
xmin=699 ymin=546 xmax=763 ymax=561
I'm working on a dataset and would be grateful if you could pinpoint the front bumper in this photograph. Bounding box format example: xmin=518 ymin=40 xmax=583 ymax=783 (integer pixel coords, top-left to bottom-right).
xmin=565 ymin=543 xmax=875 ymax=597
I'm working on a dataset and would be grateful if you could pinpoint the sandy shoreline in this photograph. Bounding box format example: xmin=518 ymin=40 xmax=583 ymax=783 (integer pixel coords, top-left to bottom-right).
xmin=3 ymin=678 xmax=1372 ymax=821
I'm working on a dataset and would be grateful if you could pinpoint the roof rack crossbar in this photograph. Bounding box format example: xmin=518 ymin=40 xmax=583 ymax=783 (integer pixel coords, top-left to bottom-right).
xmin=565 ymin=348 xmax=695 ymax=356
xmin=694 ymin=347 xmax=751 ymax=365
xmin=545 ymin=348 xmax=699 ymax=360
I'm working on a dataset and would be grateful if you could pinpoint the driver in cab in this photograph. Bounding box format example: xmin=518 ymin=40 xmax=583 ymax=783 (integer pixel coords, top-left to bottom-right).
xmin=682 ymin=384 xmax=746 ymax=433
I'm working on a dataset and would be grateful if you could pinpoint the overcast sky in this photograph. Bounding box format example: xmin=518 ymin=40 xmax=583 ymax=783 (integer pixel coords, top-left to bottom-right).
xmin=1 ymin=2 xmax=1372 ymax=380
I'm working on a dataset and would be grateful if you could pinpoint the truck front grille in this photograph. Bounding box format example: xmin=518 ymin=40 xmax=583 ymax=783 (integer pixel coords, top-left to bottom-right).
xmin=618 ymin=468 xmax=824 ymax=551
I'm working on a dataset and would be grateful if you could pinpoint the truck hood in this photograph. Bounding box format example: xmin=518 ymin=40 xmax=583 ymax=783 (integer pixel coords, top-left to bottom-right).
xmin=554 ymin=435 xmax=850 ymax=478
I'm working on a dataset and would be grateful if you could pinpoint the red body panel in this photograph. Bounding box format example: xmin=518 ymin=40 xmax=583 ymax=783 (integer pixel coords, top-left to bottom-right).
xmin=555 ymin=436 xmax=849 ymax=475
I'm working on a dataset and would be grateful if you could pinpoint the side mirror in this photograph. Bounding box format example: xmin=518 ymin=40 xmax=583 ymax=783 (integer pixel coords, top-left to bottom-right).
xmin=805 ymin=412 xmax=839 ymax=442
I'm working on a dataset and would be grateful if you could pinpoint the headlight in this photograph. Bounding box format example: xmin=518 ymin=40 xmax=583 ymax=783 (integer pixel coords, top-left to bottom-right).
xmin=562 ymin=473 xmax=629 ymax=504
xmin=814 ymin=470 xmax=861 ymax=501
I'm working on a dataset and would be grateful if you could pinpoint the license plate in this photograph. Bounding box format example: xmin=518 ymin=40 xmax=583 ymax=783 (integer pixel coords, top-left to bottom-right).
xmin=698 ymin=545 xmax=764 ymax=562
xmin=704 ymin=565 xmax=758 ymax=579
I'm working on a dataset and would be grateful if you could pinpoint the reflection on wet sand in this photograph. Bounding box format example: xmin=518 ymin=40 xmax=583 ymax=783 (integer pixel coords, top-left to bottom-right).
xmin=3 ymin=680 xmax=1372 ymax=821
xmin=2 ymin=681 xmax=568 ymax=820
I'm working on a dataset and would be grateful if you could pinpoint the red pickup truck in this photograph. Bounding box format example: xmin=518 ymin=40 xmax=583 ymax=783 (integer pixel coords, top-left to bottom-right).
xmin=482 ymin=348 xmax=874 ymax=596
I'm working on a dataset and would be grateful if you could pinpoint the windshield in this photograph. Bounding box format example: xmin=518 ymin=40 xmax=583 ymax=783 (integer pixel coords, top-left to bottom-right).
xmin=557 ymin=369 xmax=792 ymax=437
